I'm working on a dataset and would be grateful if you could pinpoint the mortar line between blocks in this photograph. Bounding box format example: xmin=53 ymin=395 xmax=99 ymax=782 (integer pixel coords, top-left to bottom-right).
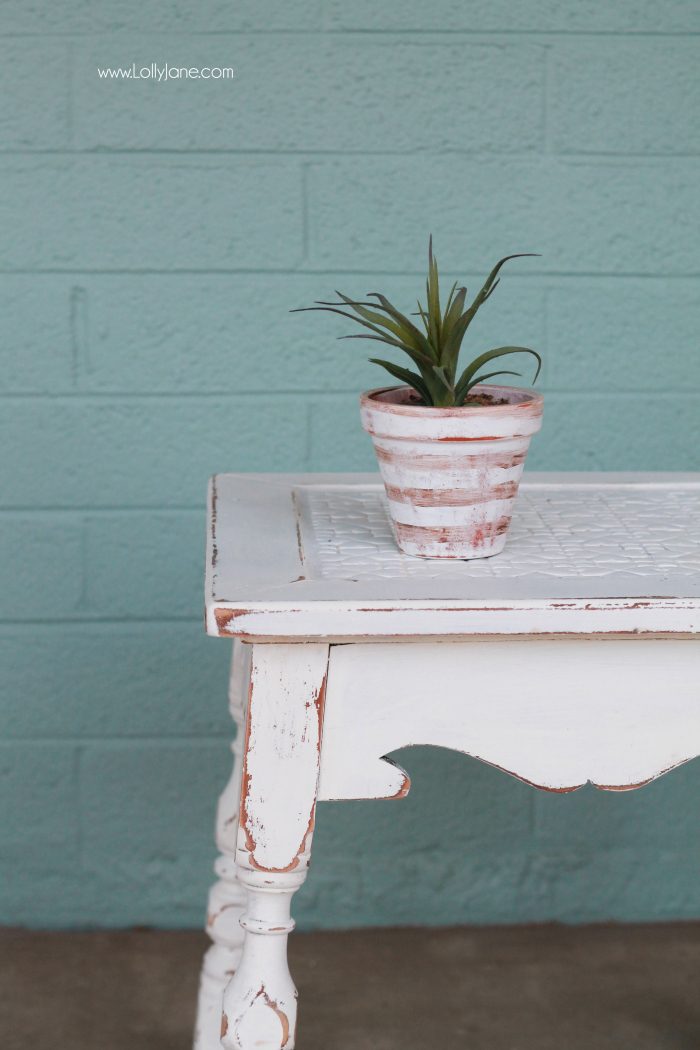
xmin=55 ymin=737 xmax=232 ymax=748
xmin=0 ymin=616 xmax=202 ymax=626
xmin=69 ymin=285 xmax=89 ymax=386
xmin=65 ymin=38 xmax=74 ymax=149
xmin=0 ymin=389 xmax=697 ymax=402
xmin=2 ymin=148 xmax=700 ymax=159
xmin=300 ymin=161 xmax=310 ymax=265
xmin=542 ymin=285 xmax=551 ymax=386
xmin=542 ymin=44 xmax=552 ymax=154
xmin=1 ymin=28 xmax=700 ymax=38
xmin=0 ymin=506 xmax=206 ymax=514
xmin=75 ymin=744 xmax=85 ymax=870
xmin=0 ymin=737 xmax=230 ymax=747
xmin=76 ymin=517 xmax=89 ymax=612
xmin=304 ymin=397 xmax=313 ymax=468
xmin=3 ymin=272 xmax=694 ymax=284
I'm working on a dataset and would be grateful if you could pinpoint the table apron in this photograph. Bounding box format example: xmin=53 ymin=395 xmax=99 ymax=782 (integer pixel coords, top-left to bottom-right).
xmin=316 ymin=638 xmax=700 ymax=800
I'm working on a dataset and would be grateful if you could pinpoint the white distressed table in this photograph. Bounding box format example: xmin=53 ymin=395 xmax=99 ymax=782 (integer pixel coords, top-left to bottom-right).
xmin=195 ymin=472 xmax=700 ymax=1050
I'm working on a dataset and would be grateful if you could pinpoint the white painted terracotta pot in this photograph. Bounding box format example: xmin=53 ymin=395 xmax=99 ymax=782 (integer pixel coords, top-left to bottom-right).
xmin=360 ymin=384 xmax=544 ymax=560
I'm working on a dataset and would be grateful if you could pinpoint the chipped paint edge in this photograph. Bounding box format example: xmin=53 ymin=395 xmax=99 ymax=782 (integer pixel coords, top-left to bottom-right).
xmin=238 ymin=644 xmax=330 ymax=874
xmin=208 ymin=598 xmax=700 ymax=640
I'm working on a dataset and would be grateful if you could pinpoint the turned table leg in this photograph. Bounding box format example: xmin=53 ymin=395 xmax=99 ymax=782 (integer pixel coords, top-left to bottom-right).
xmin=220 ymin=643 xmax=330 ymax=1050
xmin=194 ymin=642 xmax=250 ymax=1050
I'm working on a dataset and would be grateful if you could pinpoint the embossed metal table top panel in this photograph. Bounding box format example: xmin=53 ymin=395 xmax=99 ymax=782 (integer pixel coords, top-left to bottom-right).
xmin=206 ymin=473 xmax=700 ymax=638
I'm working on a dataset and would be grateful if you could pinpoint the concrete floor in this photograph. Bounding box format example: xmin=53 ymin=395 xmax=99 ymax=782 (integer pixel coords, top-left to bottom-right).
xmin=1 ymin=923 xmax=699 ymax=1049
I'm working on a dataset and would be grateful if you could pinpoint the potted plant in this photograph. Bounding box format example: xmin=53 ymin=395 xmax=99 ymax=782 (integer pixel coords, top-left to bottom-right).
xmin=293 ymin=240 xmax=543 ymax=560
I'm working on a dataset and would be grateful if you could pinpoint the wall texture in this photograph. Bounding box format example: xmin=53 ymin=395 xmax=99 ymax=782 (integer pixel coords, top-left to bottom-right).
xmin=3 ymin=1 xmax=700 ymax=928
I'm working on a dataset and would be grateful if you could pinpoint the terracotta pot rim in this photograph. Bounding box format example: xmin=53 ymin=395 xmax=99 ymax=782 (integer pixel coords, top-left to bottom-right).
xmin=360 ymin=384 xmax=544 ymax=418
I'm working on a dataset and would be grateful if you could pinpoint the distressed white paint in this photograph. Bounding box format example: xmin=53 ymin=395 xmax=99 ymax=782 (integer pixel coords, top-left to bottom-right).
xmin=237 ymin=643 xmax=329 ymax=873
xmin=213 ymin=599 xmax=699 ymax=641
xmin=318 ymin=639 xmax=700 ymax=799
xmin=196 ymin=471 xmax=700 ymax=1050
xmin=360 ymin=384 xmax=543 ymax=558
xmin=214 ymin=643 xmax=329 ymax=1050
xmin=194 ymin=642 xmax=250 ymax=1050
xmin=206 ymin=473 xmax=700 ymax=639
xmin=220 ymin=867 xmax=306 ymax=1050
xmin=359 ymin=386 xmax=543 ymax=441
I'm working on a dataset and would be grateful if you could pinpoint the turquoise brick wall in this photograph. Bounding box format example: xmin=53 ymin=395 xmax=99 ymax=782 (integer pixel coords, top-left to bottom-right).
xmin=3 ymin=2 xmax=700 ymax=929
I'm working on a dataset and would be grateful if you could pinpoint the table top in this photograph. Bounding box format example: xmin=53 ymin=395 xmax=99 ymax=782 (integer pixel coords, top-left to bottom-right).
xmin=206 ymin=473 xmax=700 ymax=640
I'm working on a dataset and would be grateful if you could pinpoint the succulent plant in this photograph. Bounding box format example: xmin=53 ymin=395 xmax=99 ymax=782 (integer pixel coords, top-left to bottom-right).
xmin=292 ymin=239 xmax=542 ymax=408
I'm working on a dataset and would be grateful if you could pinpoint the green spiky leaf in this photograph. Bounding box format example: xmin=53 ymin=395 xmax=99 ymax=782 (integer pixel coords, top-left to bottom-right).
xmin=368 ymin=359 xmax=431 ymax=403
xmin=291 ymin=241 xmax=542 ymax=407
xmin=454 ymin=346 xmax=541 ymax=405
xmin=366 ymin=292 xmax=438 ymax=362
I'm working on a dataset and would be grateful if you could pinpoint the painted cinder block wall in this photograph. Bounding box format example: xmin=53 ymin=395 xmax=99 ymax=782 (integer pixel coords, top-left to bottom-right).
xmin=2 ymin=1 xmax=700 ymax=928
